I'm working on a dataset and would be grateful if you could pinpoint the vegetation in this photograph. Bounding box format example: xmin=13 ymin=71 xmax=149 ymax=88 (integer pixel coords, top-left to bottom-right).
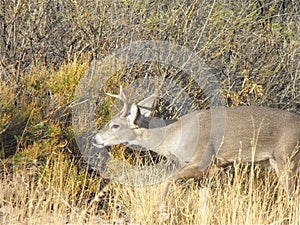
xmin=0 ymin=0 xmax=299 ymax=224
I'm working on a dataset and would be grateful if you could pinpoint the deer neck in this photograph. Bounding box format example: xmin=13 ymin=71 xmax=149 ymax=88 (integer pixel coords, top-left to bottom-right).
xmin=132 ymin=123 xmax=182 ymax=157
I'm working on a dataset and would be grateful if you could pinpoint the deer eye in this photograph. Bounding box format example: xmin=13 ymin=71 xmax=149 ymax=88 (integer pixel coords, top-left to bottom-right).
xmin=110 ymin=123 xmax=120 ymax=130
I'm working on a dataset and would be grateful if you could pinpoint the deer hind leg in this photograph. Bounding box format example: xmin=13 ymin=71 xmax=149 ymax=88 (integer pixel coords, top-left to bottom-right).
xmin=270 ymin=142 xmax=300 ymax=197
xmin=291 ymin=143 xmax=300 ymax=196
xmin=269 ymin=157 xmax=296 ymax=196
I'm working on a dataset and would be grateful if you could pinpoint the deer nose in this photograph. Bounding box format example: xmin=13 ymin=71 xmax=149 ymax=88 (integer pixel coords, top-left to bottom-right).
xmin=93 ymin=133 xmax=101 ymax=143
xmin=92 ymin=134 xmax=104 ymax=147
xmin=91 ymin=135 xmax=97 ymax=144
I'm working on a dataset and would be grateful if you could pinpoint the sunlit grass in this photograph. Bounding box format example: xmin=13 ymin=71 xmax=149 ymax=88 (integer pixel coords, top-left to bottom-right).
xmin=1 ymin=0 xmax=299 ymax=224
xmin=1 ymin=157 xmax=299 ymax=224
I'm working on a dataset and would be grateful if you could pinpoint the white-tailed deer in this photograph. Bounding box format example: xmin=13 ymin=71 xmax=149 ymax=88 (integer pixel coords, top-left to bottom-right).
xmin=93 ymin=86 xmax=300 ymax=214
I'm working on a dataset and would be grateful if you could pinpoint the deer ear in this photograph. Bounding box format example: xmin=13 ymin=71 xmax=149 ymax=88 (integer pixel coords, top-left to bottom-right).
xmin=137 ymin=92 xmax=158 ymax=117
xmin=127 ymin=104 xmax=139 ymax=128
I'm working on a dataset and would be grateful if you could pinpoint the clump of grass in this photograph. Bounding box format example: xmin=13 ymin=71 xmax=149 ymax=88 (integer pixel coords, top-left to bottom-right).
xmin=1 ymin=0 xmax=299 ymax=224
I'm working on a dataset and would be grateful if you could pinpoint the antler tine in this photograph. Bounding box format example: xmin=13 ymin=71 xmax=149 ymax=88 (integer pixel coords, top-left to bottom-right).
xmin=106 ymin=86 xmax=128 ymax=118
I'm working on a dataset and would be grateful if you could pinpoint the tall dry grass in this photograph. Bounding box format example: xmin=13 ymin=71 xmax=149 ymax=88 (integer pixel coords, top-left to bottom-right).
xmin=1 ymin=158 xmax=299 ymax=224
xmin=1 ymin=0 xmax=299 ymax=224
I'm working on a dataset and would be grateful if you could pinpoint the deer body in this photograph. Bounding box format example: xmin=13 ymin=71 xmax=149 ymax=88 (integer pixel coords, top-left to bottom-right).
xmin=94 ymin=87 xmax=300 ymax=215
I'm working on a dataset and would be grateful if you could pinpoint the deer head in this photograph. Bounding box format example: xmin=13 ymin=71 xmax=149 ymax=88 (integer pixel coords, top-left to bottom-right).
xmin=93 ymin=86 xmax=159 ymax=148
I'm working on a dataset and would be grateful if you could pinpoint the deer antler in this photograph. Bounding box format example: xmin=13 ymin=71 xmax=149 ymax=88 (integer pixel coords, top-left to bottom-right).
xmin=106 ymin=86 xmax=128 ymax=118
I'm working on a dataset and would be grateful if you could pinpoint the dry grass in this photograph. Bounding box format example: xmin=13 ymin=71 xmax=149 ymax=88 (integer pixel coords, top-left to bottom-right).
xmin=1 ymin=0 xmax=299 ymax=224
xmin=1 ymin=159 xmax=299 ymax=224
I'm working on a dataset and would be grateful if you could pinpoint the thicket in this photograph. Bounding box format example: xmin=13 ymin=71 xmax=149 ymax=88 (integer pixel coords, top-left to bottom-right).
xmin=0 ymin=0 xmax=299 ymax=224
